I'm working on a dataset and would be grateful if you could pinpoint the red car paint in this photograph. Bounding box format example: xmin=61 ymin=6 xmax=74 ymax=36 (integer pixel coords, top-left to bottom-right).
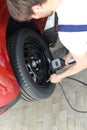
xmin=0 ymin=0 xmax=47 ymax=114
xmin=0 ymin=0 xmax=21 ymax=111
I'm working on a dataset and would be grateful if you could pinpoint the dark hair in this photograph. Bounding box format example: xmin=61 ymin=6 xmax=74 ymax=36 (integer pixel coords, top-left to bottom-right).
xmin=7 ymin=0 xmax=47 ymax=22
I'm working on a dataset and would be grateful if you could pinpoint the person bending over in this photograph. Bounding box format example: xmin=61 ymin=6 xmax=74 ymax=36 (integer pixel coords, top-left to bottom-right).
xmin=7 ymin=0 xmax=87 ymax=83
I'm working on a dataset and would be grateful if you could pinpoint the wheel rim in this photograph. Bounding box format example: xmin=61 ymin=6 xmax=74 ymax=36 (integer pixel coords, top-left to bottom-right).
xmin=24 ymin=38 xmax=50 ymax=86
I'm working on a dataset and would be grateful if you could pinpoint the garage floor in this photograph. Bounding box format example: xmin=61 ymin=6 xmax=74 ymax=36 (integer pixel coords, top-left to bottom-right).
xmin=1 ymin=40 xmax=87 ymax=130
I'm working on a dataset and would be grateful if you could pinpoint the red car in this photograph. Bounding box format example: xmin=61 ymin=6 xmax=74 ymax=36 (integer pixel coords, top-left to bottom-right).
xmin=0 ymin=0 xmax=58 ymax=114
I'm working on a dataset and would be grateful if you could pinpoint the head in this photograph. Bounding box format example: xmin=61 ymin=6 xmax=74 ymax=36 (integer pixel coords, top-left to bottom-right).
xmin=7 ymin=0 xmax=61 ymax=22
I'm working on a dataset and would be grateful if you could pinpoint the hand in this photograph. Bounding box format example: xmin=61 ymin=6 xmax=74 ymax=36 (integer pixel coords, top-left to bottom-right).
xmin=49 ymin=74 xmax=62 ymax=83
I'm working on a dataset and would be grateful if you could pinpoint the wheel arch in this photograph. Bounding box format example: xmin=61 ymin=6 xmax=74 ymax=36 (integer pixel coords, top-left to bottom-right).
xmin=6 ymin=17 xmax=41 ymax=37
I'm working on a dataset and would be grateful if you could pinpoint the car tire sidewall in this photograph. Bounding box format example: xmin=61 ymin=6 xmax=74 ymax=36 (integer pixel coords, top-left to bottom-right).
xmin=9 ymin=28 xmax=55 ymax=100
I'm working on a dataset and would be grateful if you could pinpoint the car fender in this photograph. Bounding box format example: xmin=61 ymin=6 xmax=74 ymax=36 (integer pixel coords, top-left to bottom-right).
xmin=0 ymin=0 xmax=20 ymax=108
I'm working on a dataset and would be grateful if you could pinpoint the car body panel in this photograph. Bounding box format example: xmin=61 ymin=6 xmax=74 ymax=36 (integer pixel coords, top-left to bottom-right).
xmin=0 ymin=0 xmax=20 ymax=108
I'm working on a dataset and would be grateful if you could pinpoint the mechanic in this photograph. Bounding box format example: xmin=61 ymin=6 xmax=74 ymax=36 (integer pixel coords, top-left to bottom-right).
xmin=7 ymin=0 xmax=87 ymax=83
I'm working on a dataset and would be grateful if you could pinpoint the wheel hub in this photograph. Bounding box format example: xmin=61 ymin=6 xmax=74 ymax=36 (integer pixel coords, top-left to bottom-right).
xmin=24 ymin=42 xmax=50 ymax=85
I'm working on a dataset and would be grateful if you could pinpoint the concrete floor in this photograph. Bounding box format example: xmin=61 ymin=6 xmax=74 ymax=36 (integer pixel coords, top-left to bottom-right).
xmin=1 ymin=40 xmax=87 ymax=130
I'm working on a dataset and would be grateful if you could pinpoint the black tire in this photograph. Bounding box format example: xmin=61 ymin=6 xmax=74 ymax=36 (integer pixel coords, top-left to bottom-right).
xmin=7 ymin=28 xmax=55 ymax=101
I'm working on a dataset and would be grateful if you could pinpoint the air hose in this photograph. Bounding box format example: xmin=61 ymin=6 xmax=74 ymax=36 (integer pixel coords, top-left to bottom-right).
xmin=58 ymin=77 xmax=87 ymax=113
